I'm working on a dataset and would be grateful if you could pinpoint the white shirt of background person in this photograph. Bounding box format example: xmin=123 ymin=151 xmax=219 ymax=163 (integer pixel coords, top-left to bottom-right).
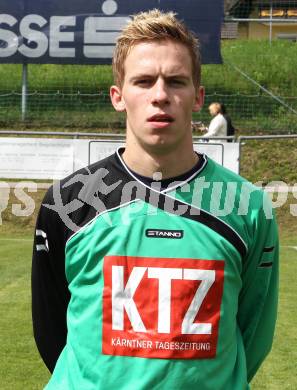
xmin=202 ymin=103 xmax=227 ymax=139
xmin=202 ymin=113 xmax=227 ymax=138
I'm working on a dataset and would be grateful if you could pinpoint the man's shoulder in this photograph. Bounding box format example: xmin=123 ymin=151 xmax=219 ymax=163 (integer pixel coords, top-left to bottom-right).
xmin=39 ymin=152 xmax=124 ymax=235
xmin=42 ymin=152 xmax=119 ymax=210
xmin=46 ymin=153 xmax=116 ymax=192
xmin=202 ymin=158 xmax=275 ymax=248
xmin=205 ymin=157 xmax=266 ymax=199
xmin=61 ymin=153 xmax=117 ymax=187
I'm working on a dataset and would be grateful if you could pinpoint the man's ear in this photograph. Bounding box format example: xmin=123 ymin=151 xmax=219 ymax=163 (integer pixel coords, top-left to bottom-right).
xmin=192 ymin=86 xmax=205 ymax=113
xmin=110 ymin=85 xmax=126 ymax=112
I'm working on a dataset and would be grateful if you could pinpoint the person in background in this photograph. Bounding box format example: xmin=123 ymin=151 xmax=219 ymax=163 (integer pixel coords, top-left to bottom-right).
xmin=201 ymin=102 xmax=227 ymax=139
xmin=220 ymin=103 xmax=236 ymax=142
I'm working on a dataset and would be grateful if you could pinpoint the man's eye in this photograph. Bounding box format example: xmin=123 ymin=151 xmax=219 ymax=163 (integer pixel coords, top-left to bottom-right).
xmin=170 ymin=79 xmax=185 ymax=86
xmin=136 ymin=79 xmax=151 ymax=86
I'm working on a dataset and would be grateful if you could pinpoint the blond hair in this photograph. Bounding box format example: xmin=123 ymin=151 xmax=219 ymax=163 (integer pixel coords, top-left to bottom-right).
xmin=209 ymin=102 xmax=223 ymax=114
xmin=112 ymin=9 xmax=201 ymax=88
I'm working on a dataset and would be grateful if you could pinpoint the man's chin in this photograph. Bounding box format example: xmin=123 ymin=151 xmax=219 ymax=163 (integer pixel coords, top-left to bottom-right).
xmin=140 ymin=136 xmax=178 ymax=155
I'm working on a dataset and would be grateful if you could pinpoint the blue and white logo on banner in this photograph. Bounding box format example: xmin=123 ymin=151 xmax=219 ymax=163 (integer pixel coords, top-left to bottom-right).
xmin=0 ymin=0 xmax=223 ymax=64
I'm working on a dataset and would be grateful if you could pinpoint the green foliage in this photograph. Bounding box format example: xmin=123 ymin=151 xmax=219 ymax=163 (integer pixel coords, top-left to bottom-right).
xmin=218 ymin=40 xmax=297 ymax=96
xmin=240 ymin=139 xmax=297 ymax=185
xmin=0 ymin=40 xmax=297 ymax=131
xmin=0 ymin=237 xmax=50 ymax=389
xmin=0 ymin=64 xmax=113 ymax=93
xmin=251 ymin=246 xmax=297 ymax=390
xmin=1 ymin=40 xmax=296 ymax=94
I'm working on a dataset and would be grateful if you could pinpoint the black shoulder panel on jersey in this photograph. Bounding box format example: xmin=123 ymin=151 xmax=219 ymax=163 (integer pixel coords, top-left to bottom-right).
xmin=47 ymin=153 xmax=134 ymax=241
xmin=136 ymin=191 xmax=247 ymax=259
xmin=160 ymin=194 xmax=247 ymax=258
xmin=55 ymin=152 xmax=246 ymax=257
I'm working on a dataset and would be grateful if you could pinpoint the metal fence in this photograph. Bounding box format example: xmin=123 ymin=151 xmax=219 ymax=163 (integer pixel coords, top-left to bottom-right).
xmin=0 ymin=90 xmax=297 ymax=133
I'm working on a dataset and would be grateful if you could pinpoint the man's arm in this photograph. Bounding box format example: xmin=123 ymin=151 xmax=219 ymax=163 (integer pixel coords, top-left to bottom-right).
xmin=31 ymin=187 xmax=70 ymax=373
xmin=237 ymin=196 xmax=279 ymax=382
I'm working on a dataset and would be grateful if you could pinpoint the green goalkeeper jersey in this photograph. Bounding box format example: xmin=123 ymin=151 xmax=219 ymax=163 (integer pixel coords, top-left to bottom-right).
xmin=32 ymin=150 xmax=278 ymax=390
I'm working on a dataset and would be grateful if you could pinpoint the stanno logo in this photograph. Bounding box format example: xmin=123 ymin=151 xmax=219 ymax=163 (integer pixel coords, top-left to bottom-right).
xmin=146 ymin=229 xmax=184 ymax=239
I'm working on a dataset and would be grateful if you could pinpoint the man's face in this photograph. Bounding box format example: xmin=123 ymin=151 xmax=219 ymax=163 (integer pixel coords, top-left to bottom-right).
xmin=110 ymin=39 xmax=204 ymax=154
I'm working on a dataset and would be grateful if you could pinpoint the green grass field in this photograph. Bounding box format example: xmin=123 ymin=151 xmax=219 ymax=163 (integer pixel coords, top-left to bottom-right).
xmin=0 ymin=192 xmax=296 ymax=389
xmin=0 ymin=235 xmax=50 ymax=389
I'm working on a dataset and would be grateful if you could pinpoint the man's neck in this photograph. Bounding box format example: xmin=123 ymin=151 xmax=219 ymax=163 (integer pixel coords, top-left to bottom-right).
xmin=122 ymin=144 xmax=199 ymax=179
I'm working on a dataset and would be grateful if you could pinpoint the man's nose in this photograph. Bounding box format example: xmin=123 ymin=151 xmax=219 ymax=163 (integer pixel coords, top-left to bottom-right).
xmin=150 ymin=78 xmax=170 ymax=105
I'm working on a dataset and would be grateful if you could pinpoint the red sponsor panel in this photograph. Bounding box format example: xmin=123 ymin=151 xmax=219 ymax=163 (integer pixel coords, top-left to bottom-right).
xmin=102 ymin=256 xmax=224 ymax=359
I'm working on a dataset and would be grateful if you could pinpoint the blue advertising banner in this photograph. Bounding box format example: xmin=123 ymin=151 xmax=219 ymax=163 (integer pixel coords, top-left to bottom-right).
xmin=0 ymin=0 xmax=223 ymax=64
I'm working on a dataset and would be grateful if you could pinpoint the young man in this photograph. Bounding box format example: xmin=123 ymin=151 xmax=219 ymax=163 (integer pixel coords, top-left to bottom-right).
xmin=32 ymin=9 xmax=278 ymax=389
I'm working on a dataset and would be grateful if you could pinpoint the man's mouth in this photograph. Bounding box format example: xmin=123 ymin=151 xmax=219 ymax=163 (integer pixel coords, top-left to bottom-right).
xmin=147 ymin=114 xmax=174 ymax=123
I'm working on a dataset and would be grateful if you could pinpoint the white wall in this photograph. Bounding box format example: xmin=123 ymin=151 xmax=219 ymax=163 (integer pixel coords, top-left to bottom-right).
xmin=0 ymin=137 xmax=239 ymax=180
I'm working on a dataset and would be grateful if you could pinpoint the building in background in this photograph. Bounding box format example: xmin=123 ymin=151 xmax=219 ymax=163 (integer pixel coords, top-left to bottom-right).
xmin=223 ymin=0 xmax=297 ymax=40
